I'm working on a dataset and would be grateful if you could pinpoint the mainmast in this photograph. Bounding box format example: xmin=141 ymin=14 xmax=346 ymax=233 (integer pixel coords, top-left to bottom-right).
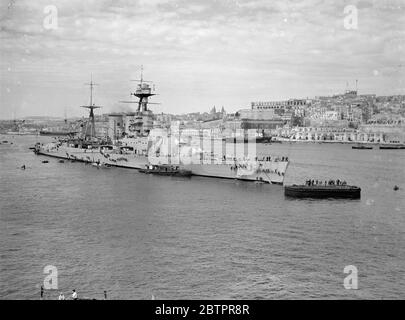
xmin=80 ymin=75 xmax=102 ymax=140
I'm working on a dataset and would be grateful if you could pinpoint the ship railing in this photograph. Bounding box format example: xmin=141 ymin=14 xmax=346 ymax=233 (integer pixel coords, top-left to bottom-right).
xmin=258 ymin=156 xmax=289 ymax=162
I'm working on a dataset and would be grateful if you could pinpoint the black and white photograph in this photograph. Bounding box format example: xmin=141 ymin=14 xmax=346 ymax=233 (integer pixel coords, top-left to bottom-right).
xmin=0 ymin=0 xmax=404 ymax=308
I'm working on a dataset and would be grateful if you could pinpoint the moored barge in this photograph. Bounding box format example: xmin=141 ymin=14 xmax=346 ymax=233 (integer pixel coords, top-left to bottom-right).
xmin=379 ymin=144 xmax=405 ymax=150
xmin=352 ymin=145 xmax=372 ymax=150
xmin=284 ymin=185 xmax=361 ymax=199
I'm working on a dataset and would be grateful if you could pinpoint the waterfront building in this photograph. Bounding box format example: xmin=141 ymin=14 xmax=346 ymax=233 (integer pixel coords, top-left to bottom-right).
xmin=273 ymin=124 xmax=400 ymax=143
xmin=251 ymin=99 xmax=307 ymax=110
xmin=239 ymin=108 xmax=276 ymax=120
xmin=360 ymin=122 xmax=405 ymax=144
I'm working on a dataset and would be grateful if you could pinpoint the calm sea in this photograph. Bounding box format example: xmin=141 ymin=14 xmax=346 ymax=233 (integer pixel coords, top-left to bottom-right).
xmin=0 ymin=135 xmax=404 ymax=299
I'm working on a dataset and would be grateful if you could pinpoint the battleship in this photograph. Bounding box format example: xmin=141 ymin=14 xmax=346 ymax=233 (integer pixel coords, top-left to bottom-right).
xmin=33 ymin=72 xmax=290 ymax=184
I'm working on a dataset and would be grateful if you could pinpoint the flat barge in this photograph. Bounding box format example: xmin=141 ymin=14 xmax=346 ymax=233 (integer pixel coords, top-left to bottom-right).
xmin=379 ymin=145 xmax=405 ymax=150
xmin=284 ymin=185 xmax=361 ymax=199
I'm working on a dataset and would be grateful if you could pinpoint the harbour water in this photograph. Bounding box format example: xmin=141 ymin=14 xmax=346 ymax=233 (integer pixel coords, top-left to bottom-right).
xmin=0 ymin=135 xmax=404 ymax=299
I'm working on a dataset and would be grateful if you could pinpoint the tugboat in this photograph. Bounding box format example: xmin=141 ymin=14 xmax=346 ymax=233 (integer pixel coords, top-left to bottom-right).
xmin=284 ymin=180 xmax=361 ymax=199
xmin=139 ymin=164 xmax=192 ymax=177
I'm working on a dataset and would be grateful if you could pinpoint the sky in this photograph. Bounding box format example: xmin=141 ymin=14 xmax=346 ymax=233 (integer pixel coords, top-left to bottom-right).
xmin=0 ymin=0 xmax=404 ymax=119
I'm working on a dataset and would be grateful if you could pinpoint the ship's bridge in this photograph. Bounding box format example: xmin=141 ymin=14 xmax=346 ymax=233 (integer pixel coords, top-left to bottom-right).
xmin=135 ymin=83 xmax=152 ymax=95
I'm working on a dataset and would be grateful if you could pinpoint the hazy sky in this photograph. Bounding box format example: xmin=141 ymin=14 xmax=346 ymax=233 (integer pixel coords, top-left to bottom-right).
xmin=1 ymin=0 xmax=404 ymax=119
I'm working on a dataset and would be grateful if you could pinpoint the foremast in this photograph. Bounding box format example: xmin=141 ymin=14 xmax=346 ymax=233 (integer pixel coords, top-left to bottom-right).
xmin=119 ymin=66 xmax=160 ymax=136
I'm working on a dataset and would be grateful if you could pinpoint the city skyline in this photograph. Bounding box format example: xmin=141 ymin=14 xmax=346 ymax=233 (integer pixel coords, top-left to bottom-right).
xmin=1 ymin=0 xmax=404 ymax=119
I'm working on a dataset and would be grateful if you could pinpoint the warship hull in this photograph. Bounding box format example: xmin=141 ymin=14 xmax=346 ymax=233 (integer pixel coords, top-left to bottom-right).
xmin=35 ymin=143 xmax=288 ymax=184
xmin=148 ymin=155 xmax=288 ymax=184
xmin=36 ymin=145 xmax=148 ymax=169
xmin=185 ymin=163 xmax=286 ymax=184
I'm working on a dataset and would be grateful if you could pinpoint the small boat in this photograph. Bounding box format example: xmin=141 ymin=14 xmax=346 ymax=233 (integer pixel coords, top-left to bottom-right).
xmin=352 ymin=144 xmax=372 ymax=150
xmin=139 ymin=165 xmax=192 ymax=177
xmin=379 ymin=144 xmax=405 ymax=150
xmin=58 ymin=160 xmax=65 ymax=163
xmin=42 ymin=160 xmax=49 ymax=164
xmin=284 ymin=184 xmax=361 ymax=199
